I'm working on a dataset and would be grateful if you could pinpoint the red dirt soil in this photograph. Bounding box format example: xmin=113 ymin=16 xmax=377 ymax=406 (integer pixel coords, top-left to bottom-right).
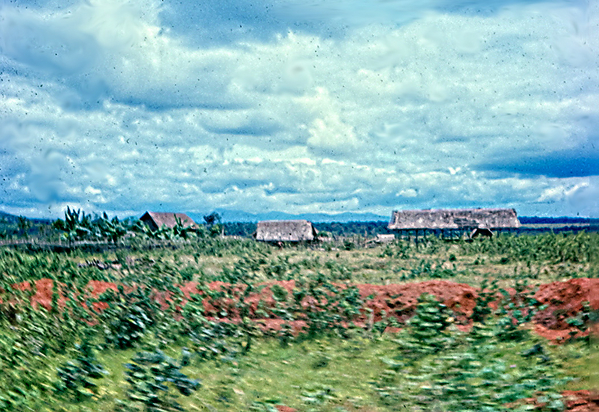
xmin=562 ymin=391 xmax=599 ymax=412
xmin=6 ymin=278 xmax=598 ymax=340
xmin=533 ymin=278 xmax=599 ymax=341
xmin=520 ymin=391 xmax=599 ymax=411
xmin=3 ymin=278 xmax=598 ymax=410
xmin=178 ymin=279 xmax=478 ymax=325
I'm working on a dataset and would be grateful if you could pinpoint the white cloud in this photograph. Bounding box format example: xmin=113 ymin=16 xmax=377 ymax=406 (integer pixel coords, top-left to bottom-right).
xmin=397 ymin=189 xmax=418 ymax=198
xmin=537 ymin=181 xmax=590 ymax=203
xmin=1 ymin=0 xmax=598 ymax=218
xmin=307 ymin=113 xmax=359 ymax=151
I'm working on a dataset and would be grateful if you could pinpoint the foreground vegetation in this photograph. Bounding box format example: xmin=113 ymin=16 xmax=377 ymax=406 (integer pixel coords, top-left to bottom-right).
xmin=0 ymin=230 xmax=597 ymax=411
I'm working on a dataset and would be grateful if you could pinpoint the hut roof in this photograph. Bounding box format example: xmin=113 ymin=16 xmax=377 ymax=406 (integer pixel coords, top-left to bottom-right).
xmin=254 ymin=220 xmax=318 ymax=242
xmin=388 ymin=208 xmax=520 ymax=230
xmin=140 ymin=212 xmax=197 ymax=230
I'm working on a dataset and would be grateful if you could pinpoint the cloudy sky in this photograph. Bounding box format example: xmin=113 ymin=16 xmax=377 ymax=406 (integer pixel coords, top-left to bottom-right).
xmin=1 ymin=0 xmax=598 ymax=219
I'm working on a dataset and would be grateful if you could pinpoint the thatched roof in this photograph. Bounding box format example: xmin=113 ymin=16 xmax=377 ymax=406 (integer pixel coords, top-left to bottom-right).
xmin=388 ymin=208 xmax=520 ymax=230
xmin=140 ymin=212 xmax=197 ymax=231
xmin=254 ymin=220 xmax=318 ymax=242
xmin=366 ymin=234 xmax=396 ymax=246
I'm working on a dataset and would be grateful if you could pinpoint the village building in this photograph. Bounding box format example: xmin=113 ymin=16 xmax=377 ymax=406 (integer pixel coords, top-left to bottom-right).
xmin=388 ymin=208 xmax=521 ymax=239
xmin=254 ymin=220 xmax=318 ymax=243
xmin=139 ymin=212 xmax=198 ymax=231
xmin=365 ymin=234 xmax=396 ymax=247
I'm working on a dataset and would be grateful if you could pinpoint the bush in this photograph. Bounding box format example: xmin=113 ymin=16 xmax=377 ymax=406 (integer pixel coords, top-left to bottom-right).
xmin=398 ymin=293 xmax=454 ymax=357
xmin=118 ymin=349 xmax=200 ymax=411
xmin=98 ymin=285 xmax=160 ymax=349
xmin=55 ymin=340 xmax=107 ymax=401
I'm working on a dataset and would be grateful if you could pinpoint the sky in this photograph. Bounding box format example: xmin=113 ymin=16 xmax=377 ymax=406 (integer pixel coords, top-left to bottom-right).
xmin=0 ymin=0 xmax=598 ymax=219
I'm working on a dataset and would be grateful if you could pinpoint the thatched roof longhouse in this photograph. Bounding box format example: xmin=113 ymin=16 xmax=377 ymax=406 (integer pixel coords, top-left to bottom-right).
xmin=140 ymin=212 xmax=198 ymax=231
xmin=388 ymin=208 xmax=520 ymax=231
xmin=254 ymin=220 xmax=318 ymax=242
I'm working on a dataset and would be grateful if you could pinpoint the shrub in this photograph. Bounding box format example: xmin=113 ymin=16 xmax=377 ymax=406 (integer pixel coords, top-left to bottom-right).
xmin=98 ymin=285 xmax=160 ymax=349
xmin=397 ymin=293 xmax=454 ymax=357
xmin=118 ymin=349 xmax=200 ymax=411
xmin=494 ymin=280 xmax=544 ymax=342
xmin=55 ymin=340 xmax=107 ymax=401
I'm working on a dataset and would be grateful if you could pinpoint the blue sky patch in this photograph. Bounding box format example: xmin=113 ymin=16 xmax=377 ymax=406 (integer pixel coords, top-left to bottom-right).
xmin=0 ymin=0 xmax=598 ymax=218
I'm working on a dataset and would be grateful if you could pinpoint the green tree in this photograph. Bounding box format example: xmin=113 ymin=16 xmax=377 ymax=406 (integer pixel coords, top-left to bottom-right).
xmin=203 ymin=212 xmax=223 ymax=237
xmin=17 ymin=216 xmax=32 ymax=239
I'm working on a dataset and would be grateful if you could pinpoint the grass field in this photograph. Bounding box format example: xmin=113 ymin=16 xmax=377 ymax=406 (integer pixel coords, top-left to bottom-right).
xmin=0 ymin=232 xmax=597 ymax=411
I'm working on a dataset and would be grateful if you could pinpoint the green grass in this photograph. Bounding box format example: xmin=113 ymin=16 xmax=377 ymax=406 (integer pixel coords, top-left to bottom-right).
xmin=33 ymin=332 xmax=595 ymax=412
xmin=560 ymin=337 xmax=599 ymax=391
xmin=84 ymin=336 xmax=391 ymax=411
xmin=1 ymin=232 xmax=597 ymax=412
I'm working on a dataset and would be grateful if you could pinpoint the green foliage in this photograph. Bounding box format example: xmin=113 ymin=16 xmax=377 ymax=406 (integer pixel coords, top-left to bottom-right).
xmin=52 ymin=207 xmax=96 ymax=242
xmin=0 ymin=230 xmax=596 ymax=411
xmin=52 ymin=207 xmax=138 ymax=244
xmin=494 ymin=280 xmax=544 ymax=342
xmin=0 ymin=328 xmax=55 ymax=410
xmin=96 ymin=212 xmax=129 ymax=243
xmin=203 ymin=212 xmax=221 ymax=227
xmin=400 ymin=259 xmax=460 ymax=281
xmin=463 ymin=232 xmax=599 ymax=265
xmin=342 ymin=239 xmax=355 ymax=251
xmin=55 ymin=340 xmax=107 ymax=401
xmin=218 ymin=253 xmax=268 ymax=284
xmin=472 ymin=278 xmax=499 ymax=323
xmin=118 ymin=349 xmax=200 ymax=412
xmin=324 ymin=259 xmax=352 ymax=281
xmin=397 ymin=293 xmax=454 ymax=357
xmin=202 ymin=212 xmax=223 ymax=238
xmin=300 ymin=384 xmax=338 ymax=409
xmin=376 ymin=291 xmax=571 ymax=412
xmin=290 ymin=273 xmax=364 ymax=338
xmin=566 ymin=301 xmax=595 ymax=344
xmin=184 ymin=307 xmax=245 ymax=363
xmin=17 ymin=216 xmax=32 ymax=239
xmin=99 ymin=285 xmax=160 ymax=349
xmin=248 ymin=400 xmax=281 ymax=412
xmin=411 ymin=346 xmax=568 ymax=411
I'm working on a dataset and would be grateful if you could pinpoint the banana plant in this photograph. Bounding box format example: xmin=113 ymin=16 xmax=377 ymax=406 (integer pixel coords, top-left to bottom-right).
xmin=52 ymin=207 xmax=96 ymax=243
xmin=96 ymin=213 xmax=128 ymax=243
xmin=173 ymin=215 xmax=196 ymax=239
xmin=150 ymin=224 xmax=175 ymax=241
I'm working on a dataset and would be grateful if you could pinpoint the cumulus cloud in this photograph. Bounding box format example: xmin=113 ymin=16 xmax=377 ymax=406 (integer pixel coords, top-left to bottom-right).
xmin=0 ymin=0 xmax=598 ymax=218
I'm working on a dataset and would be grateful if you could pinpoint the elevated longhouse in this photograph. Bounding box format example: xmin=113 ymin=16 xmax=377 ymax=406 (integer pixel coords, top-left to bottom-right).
xmin=388 ymin=208 xmax=521 ymax=238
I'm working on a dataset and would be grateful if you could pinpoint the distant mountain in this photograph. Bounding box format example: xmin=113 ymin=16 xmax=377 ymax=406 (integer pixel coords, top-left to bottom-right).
xmin=0 ymin=211 xmax=51 ymax=224
xmin=201 ymin=212 xmax=599 ymax=225
xmin=0 ymin=211 xmax=19 ymax=223
xmin=519 ymin=216 xmax=599 ymax=225
xmin=4 ymin=208 xmax=598 ymax=225
xmin=188 ymin=210 xmax=390 ymax=223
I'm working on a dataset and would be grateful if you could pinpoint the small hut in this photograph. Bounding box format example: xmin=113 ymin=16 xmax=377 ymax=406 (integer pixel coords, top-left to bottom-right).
xmin=388 ymin=208 xmax=520 ymax=239
xmin=254 ymin=220 xmax=318 ymax=243
xmin=139 ymin=212 xmax=198 ymax=231
xmin=365 ymin=234 xmax=396 ymax=247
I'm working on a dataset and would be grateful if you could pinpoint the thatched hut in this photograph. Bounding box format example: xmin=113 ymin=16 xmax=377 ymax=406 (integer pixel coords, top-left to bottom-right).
xmin=254 ymin=220 xmax=318 ymax=243
xmin=140 ymin=212 xmax=198 ymax=231
xmin=388 ymin=208 xmax=520 ymax=239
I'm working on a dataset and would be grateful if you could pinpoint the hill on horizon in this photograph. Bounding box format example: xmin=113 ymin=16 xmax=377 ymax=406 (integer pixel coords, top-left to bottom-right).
xmin=2 ymin=209 xmax=598 ymax=225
